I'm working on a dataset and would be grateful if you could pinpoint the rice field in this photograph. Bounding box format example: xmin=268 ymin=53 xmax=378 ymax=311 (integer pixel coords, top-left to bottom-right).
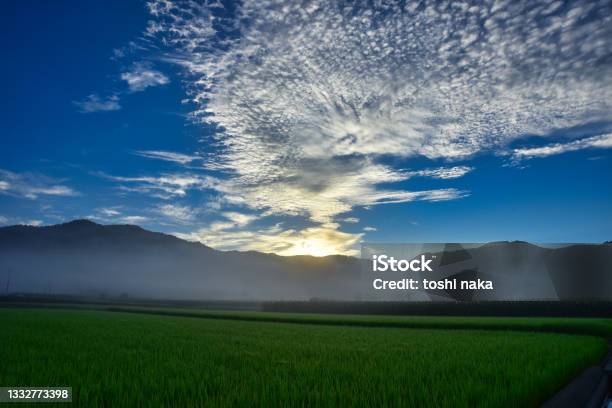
xmin=0 ymin=307 xmax=608 ymax=407
xmin=106 ymin=305 xmax=612 ymax=337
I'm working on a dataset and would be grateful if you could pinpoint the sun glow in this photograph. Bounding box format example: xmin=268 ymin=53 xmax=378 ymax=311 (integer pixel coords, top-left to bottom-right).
xmin=285 ymin=238 xmax=335 ymax=257
xmin=180 ymin=223 xmax=363 ymax=257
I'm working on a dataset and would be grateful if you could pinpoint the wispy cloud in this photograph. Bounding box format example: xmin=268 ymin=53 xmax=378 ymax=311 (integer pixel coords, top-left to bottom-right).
xmin=97 ymin=207 xmax=122 ymax=217
xmin=221 ymin=211 xmax=258 ymax=227
xmin=407 ymin=166 xmax=474 ymax=180
xmin=119 ymin=215 xmax=149 ymax=224
xmin=111 ymin=41 xmax=147 ymax=60
xmin=176 ymin=212 xmax=362 ymax=256
xmin=74 ymin=94 xmax=121 ymax=113
xmin=121 ymin=63 xmax=169 ymax=92
xmin=0 ymin=217 xmax=44 ymax=227
xmin=99 ymin=172 xmax=227 ymax=199
xmin=363 ymin=226 xmax=377 ymax=232
xmin=157 ymin=203 xmax=198 ymax=223
xmin=147 ymin=0 xmax=611 ymax=155
xmin=89 ymin=207 xmax=152 ymax=226
xmin=135 ymin=150 xmax=201 ymax=164
xmin=513 ymin=133 xmax=612 ymax=159
xmin=140 ymin=0 xmax=610 ymax=253
xmin=75 ymin=64 xmax=166 ymax=114
xmin=0 ymin=169 xmax=78 ymax=199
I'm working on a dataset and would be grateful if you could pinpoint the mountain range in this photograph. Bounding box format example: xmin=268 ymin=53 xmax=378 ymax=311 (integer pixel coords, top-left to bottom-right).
xmin=0 ymin=220 xmax=362 ymax=300
xmin=0 ymin=220 xmax=610 ymax=301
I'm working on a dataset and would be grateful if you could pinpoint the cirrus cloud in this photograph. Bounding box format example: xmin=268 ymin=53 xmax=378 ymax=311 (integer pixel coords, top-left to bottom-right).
xmin=121 ymin=63 xmax=169 ymax=92
xmin=135 ymin=150 xmax=201 ymax=164
xmin=139 ymin=0 xmax=611 ymax=253
xmin=0 ymin=169 xmax=78 ymax=200
xmin=176 ymin=218 xmax=363 ymax=257
xmin=74 ymin=94 xmax=121 ymax=113
xmin=513 ymin=133 xmax=612 ymax=159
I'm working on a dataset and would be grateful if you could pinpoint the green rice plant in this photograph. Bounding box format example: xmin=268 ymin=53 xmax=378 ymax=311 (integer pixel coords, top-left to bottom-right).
xmin=0 ymin=308 xmax=607 ymax=407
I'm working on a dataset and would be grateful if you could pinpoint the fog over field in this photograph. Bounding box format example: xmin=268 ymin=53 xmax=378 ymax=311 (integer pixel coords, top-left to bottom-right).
xmin=1 ymin=220 xmax=610 ymax=302
xmin=0 ymin=220 xmax=363 ymax=301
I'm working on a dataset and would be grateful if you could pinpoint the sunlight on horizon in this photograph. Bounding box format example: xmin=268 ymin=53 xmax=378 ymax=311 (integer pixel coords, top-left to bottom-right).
xmin=282 ymin=238 xmax=338 ymax=257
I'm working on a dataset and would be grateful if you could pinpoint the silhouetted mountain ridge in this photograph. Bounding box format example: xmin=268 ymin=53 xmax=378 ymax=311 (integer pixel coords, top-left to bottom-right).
xmin=0 ymin=220 xmax=610 ymax=301
xmin=0 ymin=220 xmax=364 ymax=300
xmin=0 ymin=219 xmax=205 ymax=251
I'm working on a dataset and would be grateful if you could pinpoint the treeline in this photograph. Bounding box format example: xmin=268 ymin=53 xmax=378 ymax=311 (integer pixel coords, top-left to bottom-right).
xmin=262 ymin=300 xmax=612 ymax=317
xmin=2 ymin=293 xmax=612 ymax=317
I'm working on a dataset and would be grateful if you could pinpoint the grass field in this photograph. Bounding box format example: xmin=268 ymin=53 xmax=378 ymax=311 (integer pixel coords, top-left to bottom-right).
xmin=0 ymin=308 xmax=609 ymax=407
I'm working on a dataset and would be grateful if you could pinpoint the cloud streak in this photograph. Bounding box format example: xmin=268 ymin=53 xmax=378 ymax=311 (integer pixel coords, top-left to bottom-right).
xmin=157 ymin=203 xmax=199 ymax=223
xmin=74 ymin=94 xmax=121 ymax=113
xmin=513 ymin=133 xmax=612 ymax=159
xmin=0 ymin=169 xmax=78 ymax=200
xmin=99 ymin=172 xmax=227 ymax=199
xmin=135 ymin=150 xmax=201 ymax=164
xmin=406 ymin=166 xmax=474 ymax=180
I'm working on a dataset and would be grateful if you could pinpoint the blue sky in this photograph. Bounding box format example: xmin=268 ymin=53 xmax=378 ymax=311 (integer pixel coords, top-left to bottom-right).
xmin=1 ymin=0 xmax=611 ymax=256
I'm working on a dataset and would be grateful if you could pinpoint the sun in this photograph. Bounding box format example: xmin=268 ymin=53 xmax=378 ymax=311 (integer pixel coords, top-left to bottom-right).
xmin=291 ymin=238 xmax=335 ymax=257
xmin=266 ymin=226 xmax=361 ymax=257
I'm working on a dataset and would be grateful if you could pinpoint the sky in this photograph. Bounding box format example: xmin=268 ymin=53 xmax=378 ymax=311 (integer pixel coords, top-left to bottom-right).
xmin=1 ymin=0 xmax=611 ymax=256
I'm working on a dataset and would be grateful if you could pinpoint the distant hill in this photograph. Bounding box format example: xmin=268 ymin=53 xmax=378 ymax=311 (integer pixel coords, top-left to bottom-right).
xmin=423 ymin=242 xmax=612 ymax=301
xmin=0 ymin=220 xmax=363 ymax=301
xmin=0 ymin=220 xmax=610 ymax=301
